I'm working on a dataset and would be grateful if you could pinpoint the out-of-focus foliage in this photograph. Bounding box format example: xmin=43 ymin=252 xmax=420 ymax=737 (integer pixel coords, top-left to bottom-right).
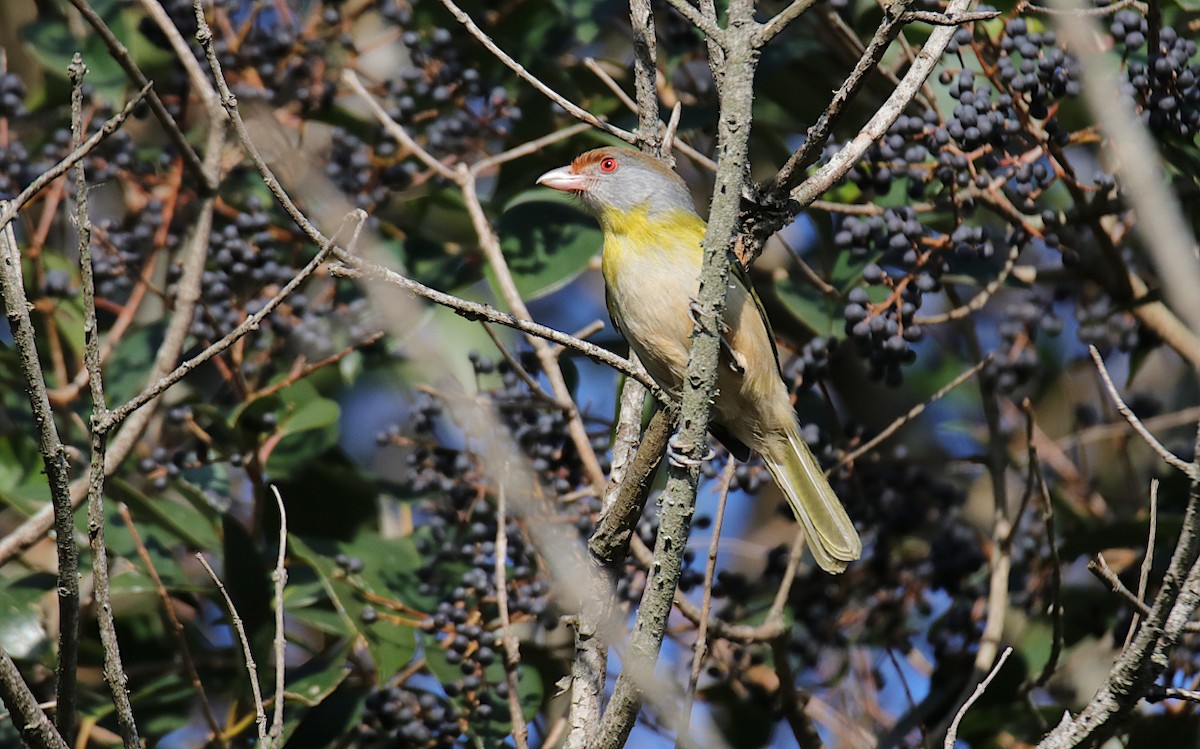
xmin=1 ymin=0 xmax=1200 ymax=747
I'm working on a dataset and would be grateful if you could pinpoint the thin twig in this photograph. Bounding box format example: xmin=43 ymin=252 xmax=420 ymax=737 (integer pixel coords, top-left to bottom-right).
xmin=662 ymin=0 xmax=725 ymax=41
xmin=136 ymin=0 xmax=220 ymax=107
xmin=0 ymin=648 xmax=69 ymax=749
xmin=100 ymin=212 xmax=357 ymax=431
xmin=268 ymin=487 xmax=288 ymax=746
xmin=116 ymin=504 xmax=224 ymax=745
xmin=662 ymin=103 xmax=683 ymax=156
xmin=582 ymin=56 xmax=716 ymax=170
xmin=1128 ymin=480 xmax=1160 ymax=648
xmin=779 ymin=233 xmax=838 ymax=297
xmin=788 ymin=0 xmax=975 ymax=206
xmin=330 ymin=261 xmax=662 ymax=397
xmin=71 ymin=54 xmax=140 ymax=749
xmin=342 ymin=69 xmax=457 ymax=180
xmin=0 ymin=205 xmax=82 ymax=742
xmin=832 ymin=356 xmax=991 ymax=472
xmin=1088 ymin=346 xmax=1195 ymax=478
xmin=944 ymin=647 xmax=1014 ymax=748
xmin=770 ymin=0 xmax=918 ymax=193
xmin=0 ymin=84 xmax=151 ymax=231
xmin=1085 ymin=552 xmax=1200 ymax=633
xmin=584 ymin=58 xmax=638 ymax=111
xmin=914 ymin=241 xmax=1021 ymax=324
xmin=903 ymin=9 xmax=1001 ymax=24
xmin=197 ymin=551 xmax=269 ymax=746
xmin=66 ymin=0 xmax=214 ymax=191
xmin=495 ymin=484 xmax=530 ymax=749
xmin=757 ymin=0 xmax=819 ymax=44
xmin=1023 ymin=403 xmax=1064 ymax=687
xmin=476 ymin=122 xmax=594 ymax=171
xmin=677 ymin=458 xmax=735 ymax=749
xmin=1022 ymin=0 xmax=1146 ymax=16
xmin=436 ymin=0 xmax=636 ymax=144
xmin=1147 ymin=686 xmax=1200 ymax=703
xmin=481 ymin=321 xmax=564 ymax=408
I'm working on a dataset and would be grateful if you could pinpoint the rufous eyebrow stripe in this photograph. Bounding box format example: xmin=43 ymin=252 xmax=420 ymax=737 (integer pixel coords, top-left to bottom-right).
xmin=570 ymin=150 xmax=613 ymax=172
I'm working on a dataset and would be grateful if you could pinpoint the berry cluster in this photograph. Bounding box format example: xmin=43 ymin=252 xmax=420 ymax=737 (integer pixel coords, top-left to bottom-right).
xmin=1112 ymin=11 xmax=1200 ymax=137
xmin=92 ymin=199 xmax=171 ymax=303
xmin=358 ymin=685 xmax=464 ymax=748
xmin=0 ymin=69 xmax=26 ymax=118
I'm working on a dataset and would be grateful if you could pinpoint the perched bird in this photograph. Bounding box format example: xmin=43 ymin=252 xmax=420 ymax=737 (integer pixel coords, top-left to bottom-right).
xmin=536 ymin=147 xmax=861 ymax=573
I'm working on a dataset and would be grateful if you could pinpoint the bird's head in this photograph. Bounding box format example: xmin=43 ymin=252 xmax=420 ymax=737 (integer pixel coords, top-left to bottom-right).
xmin=536 ymin=147 xmax=697 ymax=224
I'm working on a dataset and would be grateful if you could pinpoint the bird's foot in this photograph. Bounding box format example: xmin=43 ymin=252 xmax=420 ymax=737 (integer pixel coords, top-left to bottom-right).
xmin=720 ymin=336 xmax=746 ymax=374
xmin=687 ymin=296 xmax=706 ymax=330
xmin=667 ymin=433 xmax=716 ymax=468
xmin=687 ymin=296 xmax=731 ymax=334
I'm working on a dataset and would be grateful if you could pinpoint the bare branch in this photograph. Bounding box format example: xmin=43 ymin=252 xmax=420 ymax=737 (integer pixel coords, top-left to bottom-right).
xmin=269 ymin=487 xmax=288 ymax=747
xmin=436 ymin=0 xmax=637 ymax=144
xmin=0 ymin=84 xmax=150 ymax=232
xmin=757 ymin=0 xmax=819 ymax=45
xmin=117 ymin=504 xmax=223 ymax=744
xmin=662 ymin=0 xmax=726 ymax=42
xmin=662 ymin=102 xmax=683 ymax=156
xmin=495 ymin=484 xmax=531 ymax=749
xmin=903 ymin=9 xmax=1001 ymax=24
xmin=831 ymin=356 xmax=991 ymax=472
xmin=71 ymin=53 xmax=140 ymax=749
xmin=770 ymin=0 xmax=917 ymax=193
xmin=1128 ymin=480 xmax=1160 ymax=648
xmin=592 ymin=6 xmax=762 ymax=744
xmin=788 ymin=0 xmax=975 ymax=205
xmin=197 ymin=553 xmax=269 ymax=747
xmin=0 ymin=648 xmax=69 ymax=749
xmin=630 ymin=0 xmax=662 ymax=151
xmin=0 ymin=204 xmax=82 ymax=742
xmin=66 ymin=0 xmax=214 ymax=192
xmin=677 ymin=458 xmax=735 ymax=749
xmin=944 ymin=648 xmax=1014 ymax=749
xmin=1088 ymin=346 xmax=1195 ymax=477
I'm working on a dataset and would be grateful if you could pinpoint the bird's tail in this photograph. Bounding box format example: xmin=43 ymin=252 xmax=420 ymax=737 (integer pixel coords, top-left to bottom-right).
xmin=761 ymin=426 xmax=862 ymax=574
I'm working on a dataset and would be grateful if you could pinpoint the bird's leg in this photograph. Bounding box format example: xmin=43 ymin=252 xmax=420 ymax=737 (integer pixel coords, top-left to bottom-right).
xmin=667 ymin=433 xmax=716 ymax=468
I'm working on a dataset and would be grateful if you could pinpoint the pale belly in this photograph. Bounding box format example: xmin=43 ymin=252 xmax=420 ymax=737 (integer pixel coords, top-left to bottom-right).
xmin=604 ymin=250 xmax=793 ymax=448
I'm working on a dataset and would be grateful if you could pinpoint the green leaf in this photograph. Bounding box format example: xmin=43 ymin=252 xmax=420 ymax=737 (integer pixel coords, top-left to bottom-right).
xmin=107 ymin=476 xmax=222 ymax=551
xmin=23 ymin=12 xmax=132 ymax=104
xmin=491 ymin=191 xmax=600 ymax=301
xmin=261 ymin=381 xmax=342 ymax=475
xmin=0 ymin=575 xmax=50 ymax=660
xmin=771 ymin=276 xmax=841 ymax=338
xmin=284 ymin=644 xmax=353 ymax=707
xmin=289 ymin=534 xmax=419 ymax=679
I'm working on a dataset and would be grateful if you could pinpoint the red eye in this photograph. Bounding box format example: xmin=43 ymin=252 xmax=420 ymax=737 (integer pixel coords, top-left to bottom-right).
xmin=599 ymin=157 xmax=618 ymax=173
